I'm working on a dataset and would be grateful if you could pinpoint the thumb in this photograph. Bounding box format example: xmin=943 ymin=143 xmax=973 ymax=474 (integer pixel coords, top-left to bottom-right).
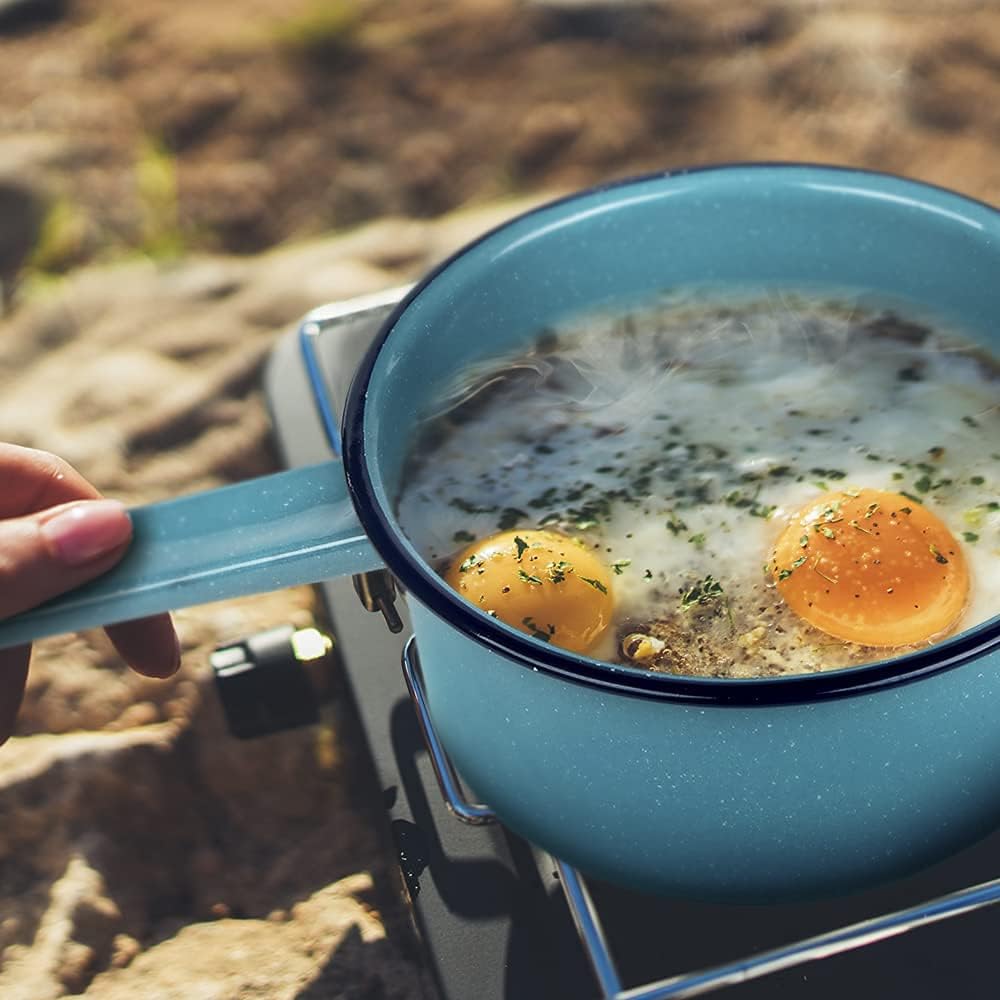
xmin=0 ymin=499 xmax=133 ymax=620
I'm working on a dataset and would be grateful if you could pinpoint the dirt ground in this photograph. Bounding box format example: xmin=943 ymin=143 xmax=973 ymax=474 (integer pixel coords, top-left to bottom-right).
xmin=0 ymin=0 xmax=999 ymax=997
xmin=2 ymin=0 xmax=1000 ymax=282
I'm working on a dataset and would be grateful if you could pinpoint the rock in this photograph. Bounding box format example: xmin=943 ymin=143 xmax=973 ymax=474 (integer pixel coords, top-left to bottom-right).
xmin=397 ymin=131 xmax=458 ymax=214
xmin=156 ymin=73 xmax=243 ymax=150
xmin=108 ymin=934 xmax=140 ymax=970
xmin=0 ymin=851 xmax=123 ymax=998
xmin=180 ymin=160 xmax=278 ymax=253
xmin=0 ymin=0 xmax=66 ymax=34
xmin=0 ymin=179 xmax=45 ymax=309
xmin=511 ymin=103 xmax=585 ymax=173
xmin=57 ymin=941 xmax=97 ymax=994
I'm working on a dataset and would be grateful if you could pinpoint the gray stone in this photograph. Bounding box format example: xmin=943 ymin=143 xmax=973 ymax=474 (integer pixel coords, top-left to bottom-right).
xmin=0 ymin=0 xmax=67 ymax=34
xmin=0 ymin=180 xmax=45 ymax=309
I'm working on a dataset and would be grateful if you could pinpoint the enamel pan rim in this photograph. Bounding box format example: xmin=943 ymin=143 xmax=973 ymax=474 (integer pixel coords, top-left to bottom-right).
xmin=343 ymin=163 xmax=1000 ymax=707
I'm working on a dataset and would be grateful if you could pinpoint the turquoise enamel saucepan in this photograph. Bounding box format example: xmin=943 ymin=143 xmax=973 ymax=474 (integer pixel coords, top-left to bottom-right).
xmin=1 ymin=165 xmax=998 ymax=901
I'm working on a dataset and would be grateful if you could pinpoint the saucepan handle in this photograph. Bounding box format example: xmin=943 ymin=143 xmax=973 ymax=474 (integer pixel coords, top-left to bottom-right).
xmin=0 ymin=461 xmax=381 ymax=649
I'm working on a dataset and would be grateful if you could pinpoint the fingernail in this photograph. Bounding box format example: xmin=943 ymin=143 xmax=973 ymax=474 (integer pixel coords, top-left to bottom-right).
xmin=41 ymin=500 xmax=132 ymax=566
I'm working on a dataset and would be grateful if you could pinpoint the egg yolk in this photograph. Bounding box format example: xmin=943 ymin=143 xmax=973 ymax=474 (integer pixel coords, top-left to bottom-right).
xmin=444 ymin=529 xmax=613 ymax=654
xmin=770 ymin=488 xmax=969 ymax=647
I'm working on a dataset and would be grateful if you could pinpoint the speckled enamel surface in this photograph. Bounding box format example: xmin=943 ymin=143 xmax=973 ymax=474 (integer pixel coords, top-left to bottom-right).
xmin=411 ymin=599 xmax=1000 ymax=901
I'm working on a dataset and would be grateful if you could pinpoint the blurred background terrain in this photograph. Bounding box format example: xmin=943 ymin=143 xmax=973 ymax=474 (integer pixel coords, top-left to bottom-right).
xmin=0 ymin=0 xmax=998 ymax=997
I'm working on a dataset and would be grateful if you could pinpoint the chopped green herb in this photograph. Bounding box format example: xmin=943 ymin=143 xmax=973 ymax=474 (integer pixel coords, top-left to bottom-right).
xmin=581 ymin=576 xmax=608 ymax=594
xmin=962 ymin=415 xmax=980 ymax=428
xmin=970 ymin=476 xmax=985 ymax=486
xmin=453 ymin=530 xmax=475 ymax=543
xmin=913 ymin=475 xmax=933 ymax=494
xmin=963 ymin=506 xmax=984 ymax=528
xmin=611 ymin=559 xmax=631 ymax=575
xmin=498 ymin=507 xmax=528 ymax=530
xmin=899 ymin=506 xmax=913 ymax=515
xmin=459 ymin=554 xmax=482 ymax=573
xmin=689 ymin=533 xmax=707 ymax=549
xmin=546 ymin=560 xmax=573 ymax=584
xmin=799 ymin=534 xmax=809 ymax=548
xmin=777 ymin=555 xmax=808 ymax=581
xmin=513 ymin=536 xmax=529 ymax=561
xmin=899 ymin=492 xmax=922 ymax=505
xmin=929 ymin=544 xmax=949 ymax=565
xmin=665 ymin=513 xmax=688 ymax=536
xmin=527 ymin=487 xmax=560 ymax=510
xmin=518 ymin=569 xmax=543 ymax=585
xmin=679 ymin=574 xmax=725 ymax=610
xmin=644 ymin=569 xmax=653 ymax=580
xmin=522 ymin=616 xmax=555 ymax=641
xmin=962 ymin=531 xmax=979 ymax=543
xmin=450 ymin=498 xmax=498 ymax=515
xmin=749 ymin=502 xmax=777 ymax=520
xmin=820 ymin=501 xmax=843 ymax=522
xmin=816 ymin=525 xmax=836 ymax=539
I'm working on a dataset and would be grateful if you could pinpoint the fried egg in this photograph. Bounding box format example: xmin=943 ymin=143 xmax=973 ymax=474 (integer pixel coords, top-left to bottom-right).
xmin=398 ymin=293 xmax=999 ymax=677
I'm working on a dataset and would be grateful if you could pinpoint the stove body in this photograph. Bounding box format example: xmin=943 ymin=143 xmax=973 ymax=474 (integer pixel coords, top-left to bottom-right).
xmin=258 ymin=290 xmax=1000 ymax=1000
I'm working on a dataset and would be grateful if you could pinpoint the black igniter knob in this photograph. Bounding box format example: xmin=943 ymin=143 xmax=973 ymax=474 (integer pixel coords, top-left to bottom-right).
xmin=210 ymin=625 xmax=332 ymax=739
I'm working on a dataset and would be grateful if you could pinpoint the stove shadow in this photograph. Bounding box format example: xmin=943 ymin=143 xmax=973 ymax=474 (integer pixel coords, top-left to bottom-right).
xmin=386 ymin=697 xmax=598 ymax=1000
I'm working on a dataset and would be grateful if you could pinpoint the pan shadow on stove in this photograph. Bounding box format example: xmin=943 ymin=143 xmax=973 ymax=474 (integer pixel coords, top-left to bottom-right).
xmin=387 ymin=697 xmax=598 ymax=1000
xmin=389 ymin=696 xmax=512 ymax=917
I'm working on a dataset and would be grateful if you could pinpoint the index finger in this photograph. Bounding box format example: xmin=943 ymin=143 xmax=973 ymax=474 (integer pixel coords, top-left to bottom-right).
xmin=0 ymin=444 xmax=101 ymax=517
xmin=0 ymin=444 xmax=180 ymax=677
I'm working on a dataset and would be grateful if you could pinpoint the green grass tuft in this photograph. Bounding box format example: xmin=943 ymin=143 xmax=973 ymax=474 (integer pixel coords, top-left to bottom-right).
xmin=272 ymin=0 xmax=365 ymax=58
xmin=28 ymin=196 xmax=91 ymax=275
xmin=136 ymin=135 xmax=186 ymax=260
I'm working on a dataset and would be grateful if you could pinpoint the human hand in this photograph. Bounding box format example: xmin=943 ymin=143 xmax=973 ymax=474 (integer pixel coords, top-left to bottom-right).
xmin=0 ymin=444 xmax=180 ymax=744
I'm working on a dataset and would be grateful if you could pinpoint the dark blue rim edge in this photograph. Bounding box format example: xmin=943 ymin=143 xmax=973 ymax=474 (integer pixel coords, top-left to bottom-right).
xmin=341 ymin=162 xmax=1000 ymax=707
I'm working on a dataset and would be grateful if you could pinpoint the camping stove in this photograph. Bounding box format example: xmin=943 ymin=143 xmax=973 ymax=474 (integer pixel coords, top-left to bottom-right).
xmin=212 ymin=288 xmax=1000 ymax=1000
